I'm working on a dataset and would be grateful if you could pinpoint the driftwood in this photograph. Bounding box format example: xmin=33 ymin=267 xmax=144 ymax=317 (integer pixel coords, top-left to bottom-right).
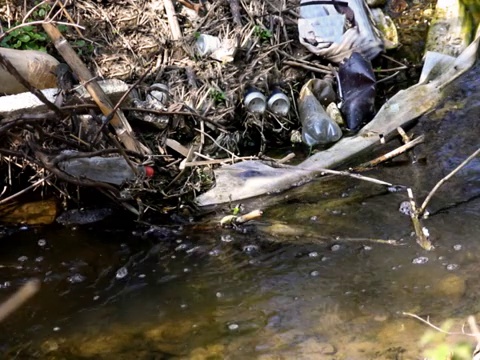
xmin=196 ymin=33 xmax=480 ymax=206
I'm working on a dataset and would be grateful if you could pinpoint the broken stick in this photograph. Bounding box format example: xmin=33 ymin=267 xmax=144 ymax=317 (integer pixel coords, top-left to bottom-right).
xmin=42 ymin=22 xmax=150 ymax=154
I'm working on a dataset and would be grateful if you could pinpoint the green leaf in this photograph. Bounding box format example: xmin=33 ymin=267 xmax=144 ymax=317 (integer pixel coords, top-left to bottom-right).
xmin=32 ymin=33 xmax=47 ymax=41
xmin=22 ymin=25 xmax=34 ymax=32
xmin=19 ymin=34 xmax=31 ymax=42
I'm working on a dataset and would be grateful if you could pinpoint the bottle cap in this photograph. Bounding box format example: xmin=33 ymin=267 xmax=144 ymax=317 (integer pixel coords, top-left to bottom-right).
xmin=196 ymin=34 xmax=221 ymax=56
xmin=244 ymin=88 xmax=266 ymax=114
xmin=267 ymin=90 xmax=290 ymax=116
xmin=144 ymin=166 xmax=154 ymax=178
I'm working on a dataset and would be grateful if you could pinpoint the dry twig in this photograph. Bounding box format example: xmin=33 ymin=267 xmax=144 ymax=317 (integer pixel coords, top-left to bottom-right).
xmin=0 ymin=279 xmax=40 ymax=322
xmin=418 ymin=146 xmax=480 ymax=216
xmin=356 ymin=135 xmax=424 ymax=169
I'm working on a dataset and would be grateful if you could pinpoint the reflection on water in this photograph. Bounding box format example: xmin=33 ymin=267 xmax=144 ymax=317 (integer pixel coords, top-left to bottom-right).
xmin=1 ymin=61 xmax=480 ymax=360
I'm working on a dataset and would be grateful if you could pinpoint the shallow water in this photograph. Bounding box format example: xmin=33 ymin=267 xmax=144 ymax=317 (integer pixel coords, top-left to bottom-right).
xmin=1 ymin=65 xmax=480 ymax=360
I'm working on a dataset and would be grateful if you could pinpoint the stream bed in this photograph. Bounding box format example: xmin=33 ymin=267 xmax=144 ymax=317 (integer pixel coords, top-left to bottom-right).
xmin=0 ymin=62 xmax=479 ymax=360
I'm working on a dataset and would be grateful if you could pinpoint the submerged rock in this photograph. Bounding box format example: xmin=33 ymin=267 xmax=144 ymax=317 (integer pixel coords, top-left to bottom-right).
xmin=56 ymin=208 xmax=113 ymax=225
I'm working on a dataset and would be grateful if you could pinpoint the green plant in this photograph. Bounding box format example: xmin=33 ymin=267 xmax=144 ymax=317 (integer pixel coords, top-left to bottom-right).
xmin=0 ymin=25 xmax=49 ymax=51
xmin=71 ymin=39 xmax=94 ymax=57
xmin=31 ymin=2 xmax=51 ymax=19
xmin=0 ymin=2 xmax=52 ymax=51
xmin=209 ymin=89 xmax=226 ymax=105
xmin=253 ymin=25 xmax=272 ymax=42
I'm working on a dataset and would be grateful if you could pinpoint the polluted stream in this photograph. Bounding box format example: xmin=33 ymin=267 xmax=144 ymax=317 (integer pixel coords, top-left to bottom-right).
xmin=1 ymin=65 xmax=480 ymax=359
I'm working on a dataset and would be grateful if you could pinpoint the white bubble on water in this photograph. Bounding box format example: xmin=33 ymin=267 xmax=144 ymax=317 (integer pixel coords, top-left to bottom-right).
xmin=310 ymin=270 xmax=320 ymax=277
xmin=228 ymin=323 xmax=239 ymax=331
xmin=18 ymin=256 xmax=28 ymax=262
xmin=308 ymin=251 xmax=319 ymax=258
xmin=446 ymin=264 xmax=459 ymax=271
xmin=330 ymin=244 xmax=341 ymax=252
xmin=138 ymin=274 xmax=146 ymax=278
xmin=67 ymin=273 xmax=86 ymax=284
xmin=38 ymin=239 xmax=47 ymax=247
xmin=209 ymin=249 xmax=221 ymax=256
xmin=398 ymin=201 xmax=412 ymax=216
xmin=453 ymin=244 xmax=462 ymax=251
xmin=116 ymin=267 xmax=128 ymax=279
xmin=412 ymin=256 xmax=429 ymax=264
xmin=53 ymin=327 xmax=60 ymax=332
xmin=221 ymin=234 xmax=234 ymax=243
xmin=243 ymin=245 xmax=259 ymax=253
xmin=216 ymin=292 xmax=223 ymax=298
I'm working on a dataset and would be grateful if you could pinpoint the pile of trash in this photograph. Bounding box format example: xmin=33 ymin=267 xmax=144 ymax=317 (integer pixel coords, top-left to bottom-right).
xmin=0 ymin=0 xmax=477 ymax=224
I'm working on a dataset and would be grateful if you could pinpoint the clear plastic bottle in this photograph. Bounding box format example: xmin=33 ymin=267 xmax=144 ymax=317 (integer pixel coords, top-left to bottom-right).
xmin=59 ymin=155 xmax=154 ymax=185
xmin=298 ymin=80 xmax=342 ymax=146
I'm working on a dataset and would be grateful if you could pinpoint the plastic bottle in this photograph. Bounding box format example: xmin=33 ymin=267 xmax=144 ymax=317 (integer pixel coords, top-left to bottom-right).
xmin=298 ymin=79 xmax=342 ymax=146
xmin=59 ymin=155 xmax=154 ymax=185
xmin=196 ymin=34 xmax=221 ymax=56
